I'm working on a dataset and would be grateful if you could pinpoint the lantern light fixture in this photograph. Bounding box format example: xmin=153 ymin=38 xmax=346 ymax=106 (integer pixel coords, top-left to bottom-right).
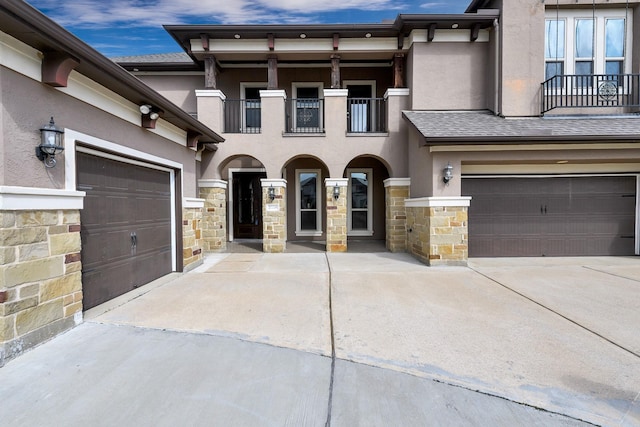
xmin=443 ymin=162 xmax=454 ymax=185
xmin=268 ymin=185 xmax=276 ymax=201
xmin=37 ymin=117 xmax=64 ymax=168
xmin=333 ymin=185 xmax=340 ymax=200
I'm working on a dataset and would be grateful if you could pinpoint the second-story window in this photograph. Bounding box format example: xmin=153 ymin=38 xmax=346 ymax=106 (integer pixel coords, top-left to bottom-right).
xmin=545 ymin=9 xmax=631 ymax=88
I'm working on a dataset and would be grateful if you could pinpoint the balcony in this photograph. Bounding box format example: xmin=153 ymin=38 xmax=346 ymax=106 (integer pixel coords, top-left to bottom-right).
xmin=347 ymin=98 xmax=387 ymax=133
xmin=223 ymin=96 xmax=389 ymax=134
xmin=224 ymin=99 xmax=261 ymax=134
xmin=285 ymin=98 xmax=325 ymax=134
xmin=541 ymin=74 xmax=640 ymax=114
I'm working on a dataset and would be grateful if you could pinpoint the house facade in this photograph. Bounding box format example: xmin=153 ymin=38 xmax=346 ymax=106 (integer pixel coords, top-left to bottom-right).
xmin=1 ymin=0 xmax=639 ymax=363
xmin=120 ymin=0 xmax=640 ymax=262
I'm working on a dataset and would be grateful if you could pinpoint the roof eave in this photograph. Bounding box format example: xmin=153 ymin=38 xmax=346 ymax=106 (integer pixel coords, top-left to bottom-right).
xmin=0 ymin=0 xmax=223 ymax=143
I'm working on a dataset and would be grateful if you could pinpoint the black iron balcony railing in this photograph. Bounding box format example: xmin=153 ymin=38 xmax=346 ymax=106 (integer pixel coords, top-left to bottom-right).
xmin=224 ymin=99 xmax=261 ymax=134
xmin=347 ymin=98 xmax=387 ymax=133
xmin=541 ymin=74 xmax=640 ymax=114
xmin=285 ymin=98 xmax=325 ymax=133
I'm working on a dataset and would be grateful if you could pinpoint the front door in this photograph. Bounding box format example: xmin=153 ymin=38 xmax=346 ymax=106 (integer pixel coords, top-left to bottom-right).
xmin=233 ymin=172 xmax=266 ymax=239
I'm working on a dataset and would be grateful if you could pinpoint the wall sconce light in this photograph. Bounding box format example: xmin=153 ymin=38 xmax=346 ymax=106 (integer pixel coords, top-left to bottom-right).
xmin=37 ymin=117 xmax=64 ymax=168
xmin=268 ymin=185 xmax=276 ymax=202
xmin=443 ymin=162 xmax=454 ymax=185
xmin=333 ymin=185 xmax=340 ymax=200
xmin=140 ymin=104 xmax=160 ymax=128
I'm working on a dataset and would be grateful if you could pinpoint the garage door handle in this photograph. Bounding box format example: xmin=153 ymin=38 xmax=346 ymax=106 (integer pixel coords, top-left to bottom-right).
xmin=540 ymin=205 xmax=547 ymax=214
xmin=130 ymin=232 xmax=137 ymax=248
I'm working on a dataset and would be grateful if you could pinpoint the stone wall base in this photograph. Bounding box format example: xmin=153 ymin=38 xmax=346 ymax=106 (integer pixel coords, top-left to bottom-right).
xmin=182 ymin=205 xmax=204 ymax=270
xmin=406 ymin=198 xmax=470 ymax=266
xmin=199 ymin=182 xmax=227 ymax=253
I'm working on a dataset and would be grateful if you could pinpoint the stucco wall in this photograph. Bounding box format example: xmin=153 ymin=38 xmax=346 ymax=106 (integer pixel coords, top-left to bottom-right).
xmin=408 ymin=42 xmax=489 ymax=111
xmin=1 ymin=67 xmax=199 ymax=198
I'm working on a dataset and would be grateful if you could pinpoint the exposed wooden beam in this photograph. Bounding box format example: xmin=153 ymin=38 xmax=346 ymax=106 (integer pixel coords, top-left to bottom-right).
xmin=427 ymin=23 xmax=437 ymax=42
xmin=470 ymin=23 xmax=481 ymax=42
xmin=333 ymin=33 xmax=339 ymax=50
xmin=393 ymin=54 xmax=405 ymax=88
xmin=268 ymin=55 xmax=278 ymax=89
xmin=41 ymin=52 xmax=79 ymax=87
xmin=268 ymin=33 xmax=275 ymax=50
xmin=200 ymin=34 xmax=210 ymax=51
xmin=204 ymin=55 xmax=217 ymax=89
xmin=331 ymin=54 xmax=340 ymax=89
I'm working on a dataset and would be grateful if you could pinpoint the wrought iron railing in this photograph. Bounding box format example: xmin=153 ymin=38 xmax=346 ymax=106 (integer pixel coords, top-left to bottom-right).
xmin=285 ymin=98 xmax=325 ymax=133
xmin=224 ymin=99 xmax=261 ymax=134
xmin=347 ymin=98 xmax=387 ymax=133
xmin=541 ymin=74 xmax=640 ymax=114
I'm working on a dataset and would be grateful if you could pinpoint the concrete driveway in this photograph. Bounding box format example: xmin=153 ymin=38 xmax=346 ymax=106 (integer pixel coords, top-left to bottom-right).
xmin=1 ymin=252 xmax=639 ymax=426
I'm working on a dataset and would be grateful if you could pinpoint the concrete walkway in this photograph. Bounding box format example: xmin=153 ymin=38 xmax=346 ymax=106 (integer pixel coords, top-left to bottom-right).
xmin=1 ymin=253 xmax=639 ymax=426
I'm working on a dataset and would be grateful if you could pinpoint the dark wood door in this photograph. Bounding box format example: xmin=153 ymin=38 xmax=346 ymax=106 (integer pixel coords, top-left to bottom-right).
xmin=463 ymin=176 xmax=637 ymax=257
xmin=233 ymin=172 xmax=266 ymax=239
xmin=77 ymin=153 xmax=172 ymax=309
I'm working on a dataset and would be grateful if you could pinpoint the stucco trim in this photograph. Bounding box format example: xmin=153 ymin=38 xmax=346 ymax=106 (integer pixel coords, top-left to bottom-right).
xmin=184 ymin=197 xmax=205 ymax=208
xmin=260 ymin=179 xmax=287 ymax=188
xmin=0 ymin=31 xmax=41 ymax=81
xmin=0 ymin=186 xmax=85 ymax=210
xmin=323 ymin=89 xmax=349 ymax=97
xmin=195 ymin=89 xmax=226 ymax=100
xmin=325 ymin=178 xmax=348 ymax=187
xmin=384 ymin=178 xmax=411 ymax=187
xmin=198 ymin=179 xmax=228 ymax=189
xmin=384 ymin=88 xmax=410 ymax=98
xmin=405 ymin=196 xmax=472 ymax=208
xmin=259 ymin=90 xmax=287 ymax=98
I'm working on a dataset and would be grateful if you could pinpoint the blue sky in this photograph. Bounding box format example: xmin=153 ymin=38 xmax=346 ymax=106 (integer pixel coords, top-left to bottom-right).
xmin=26 ymin=0 xmax=472 ymax=57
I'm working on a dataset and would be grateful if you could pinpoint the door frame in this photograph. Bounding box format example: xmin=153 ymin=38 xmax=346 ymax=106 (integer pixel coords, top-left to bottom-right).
xmin=64 ymin=129 xmax=180 ymax=271
xmin=463 ymin=173 xmax=640 ymax=255
xmin=228 ymin=167 xmax=267 ymax=241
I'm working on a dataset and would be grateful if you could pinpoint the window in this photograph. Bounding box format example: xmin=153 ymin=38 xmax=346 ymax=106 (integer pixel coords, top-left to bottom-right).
xmin=545 ymin=19 xmax=565 ymax=87
xmin=292 ymin=83 xmax=323 ymax=132
xmin=347 ymin=168 xmax=373 ymax=236
xmin=545 ymin=10 xmax=631 ymax=87
xmin=240 ymin=83 xmax=266 ymax=132
xmin=296 ymin=170 xmax=322 ymax=236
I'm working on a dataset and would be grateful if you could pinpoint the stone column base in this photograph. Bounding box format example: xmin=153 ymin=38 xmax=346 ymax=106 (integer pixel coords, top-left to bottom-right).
xmin=182 ymin=199 xmax=204 ymax=271
xmin=325 ymin=178 xmax=348 ymax=252
xmin=199 ymin=180 xmax=227 ymax=253
xmin=384 ymin=178 xmax=410 ymax=253
xmin=405 ymin=197 xmax=471 ymax=266
xmin=261 ymin=179 xmax=287 ymax=253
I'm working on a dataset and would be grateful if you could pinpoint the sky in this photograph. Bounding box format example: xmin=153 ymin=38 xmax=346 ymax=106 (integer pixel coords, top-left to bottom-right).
xmin=26 ymin=0 xmax=472 ymax=58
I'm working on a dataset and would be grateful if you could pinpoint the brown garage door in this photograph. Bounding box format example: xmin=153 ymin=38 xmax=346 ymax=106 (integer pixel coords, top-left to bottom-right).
xmin=77 ymin=152 xmax=173 ymax=309
xmin=463 ymin=176 xmax=637 ymax=257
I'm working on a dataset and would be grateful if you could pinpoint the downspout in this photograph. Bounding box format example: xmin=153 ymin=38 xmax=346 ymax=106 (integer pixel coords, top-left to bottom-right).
xmin=493 ymin=18 xmax=501 ymax=116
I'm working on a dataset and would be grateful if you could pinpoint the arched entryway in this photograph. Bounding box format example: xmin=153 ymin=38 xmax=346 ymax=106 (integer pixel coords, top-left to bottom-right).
xmin=343 ymin=156 xmax=391 ymax=243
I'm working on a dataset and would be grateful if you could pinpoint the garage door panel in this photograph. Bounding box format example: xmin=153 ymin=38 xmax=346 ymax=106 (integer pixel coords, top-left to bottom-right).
xmin=464 ymin=176 xmax=637 ymax=257
xmin=78 ymin=152 xmax=173 ymax=310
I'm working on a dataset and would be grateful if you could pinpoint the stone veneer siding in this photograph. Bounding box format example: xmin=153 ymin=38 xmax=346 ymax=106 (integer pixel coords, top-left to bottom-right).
xmin=262 ymin=181 xmax=286 ymax=253
xmin=384 ymin=179 xmax=410 ymax=253
xmin=406 ymin=201 xmax=469 ymax=266
xmin=0 ymin=210 xmax=82 ymax=366
xmin=182 ymin=206 xmax=203 ymax=271
xmin=325 ymin=179 xmax=348 ymax=252
xmin=199 ymin=184 xmax=227 ymax=252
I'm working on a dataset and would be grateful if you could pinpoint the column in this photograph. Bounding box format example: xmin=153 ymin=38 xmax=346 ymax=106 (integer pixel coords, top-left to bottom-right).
xmin=405 ymin=197 xmax=471 ymax=266
xmin=182 ymin=198 xmax=204 ymax=270
xmin=195 ymin=90 xmax=225 ymax=132
xmin=325 ymin=178 xmax=348 ymax=252
xmin=261 ymin=179 xmax=287 ymax=253
xmin=384 ymin=178 xmax=410 ymax=252
xmin=198 ymin=179 xmax=228 ymax=253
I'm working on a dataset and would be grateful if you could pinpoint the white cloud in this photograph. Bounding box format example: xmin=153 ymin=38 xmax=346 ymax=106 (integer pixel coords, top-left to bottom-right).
xmin=28 ymin=0 xmax=405 ymax=28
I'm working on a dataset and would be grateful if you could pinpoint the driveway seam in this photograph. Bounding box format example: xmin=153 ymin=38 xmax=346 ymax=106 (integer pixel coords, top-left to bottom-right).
xmin=582 ymin=265 xmax=640 ymax=283
xmin=324 ymin=253 xmax=336 ymax=427
xmin=469 ymin=266 xmax=640 ymax=360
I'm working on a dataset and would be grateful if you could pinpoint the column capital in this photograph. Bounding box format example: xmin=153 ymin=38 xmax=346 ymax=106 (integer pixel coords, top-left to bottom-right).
xmin=260 ymin=178 xmax=287 ymax=188
xmin=325 ymin=178 xmax=348 ymax=187
xmin=198 ymin=179 xmax=228 ymax=189
xmin=383 ymin=177 xmax=410 ymax=187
